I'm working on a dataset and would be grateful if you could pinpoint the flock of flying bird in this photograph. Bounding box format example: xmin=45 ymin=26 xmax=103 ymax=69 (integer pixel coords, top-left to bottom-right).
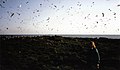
xmin=0 ymin=0 xmax=120 ymax=33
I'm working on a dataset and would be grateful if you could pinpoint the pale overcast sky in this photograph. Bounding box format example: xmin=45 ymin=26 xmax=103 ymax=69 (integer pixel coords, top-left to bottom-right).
xmin=0 ymin=0 xmax=120 ymax=35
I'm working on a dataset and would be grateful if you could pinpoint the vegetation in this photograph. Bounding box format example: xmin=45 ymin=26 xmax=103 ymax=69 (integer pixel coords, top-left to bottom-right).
xmin=0 ymin=35 xmax=120 ymax=70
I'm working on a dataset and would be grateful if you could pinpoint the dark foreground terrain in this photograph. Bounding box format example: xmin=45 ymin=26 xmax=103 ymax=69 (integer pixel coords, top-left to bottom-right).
xmin=0 ymin=35 xmax=120 ymax=70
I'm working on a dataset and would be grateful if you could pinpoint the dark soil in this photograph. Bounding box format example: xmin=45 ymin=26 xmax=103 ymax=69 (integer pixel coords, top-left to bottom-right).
xmin=0 ymin=35 xmax=120 ymax=70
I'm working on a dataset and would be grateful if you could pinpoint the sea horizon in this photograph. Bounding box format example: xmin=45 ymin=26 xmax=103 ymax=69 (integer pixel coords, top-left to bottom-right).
xmin=0 ymin=34 xmax=120 ymax=39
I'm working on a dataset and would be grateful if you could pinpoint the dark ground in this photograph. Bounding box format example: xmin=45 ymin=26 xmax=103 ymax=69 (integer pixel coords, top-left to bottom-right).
xmin=0 ymin=35 xmax=120 ymax=70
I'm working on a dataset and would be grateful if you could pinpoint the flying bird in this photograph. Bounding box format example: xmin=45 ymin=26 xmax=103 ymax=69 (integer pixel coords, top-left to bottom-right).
xmin=26 ymin=1 xmax=29 ymax=4
xmin=47 ymin=17 xmax=50 ymax=20
xmin=0 ymin=4 xmax=5 ymax=8
xmin=3 ymin=1 xmax=5 ymax=3
xmin=10 ymin=13 xmax=14 ymax=17
xmin=117 ymin=4 xmax=120 ymax=7
xmin=102 ymin=13 xmax=104 ymax=17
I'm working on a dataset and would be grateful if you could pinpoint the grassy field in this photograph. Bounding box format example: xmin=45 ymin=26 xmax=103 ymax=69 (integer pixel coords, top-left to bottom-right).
xmin=0 ymin=35 xmax=120 ymax=70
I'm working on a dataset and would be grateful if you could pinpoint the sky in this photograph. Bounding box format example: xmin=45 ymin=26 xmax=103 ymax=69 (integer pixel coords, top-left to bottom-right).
xmin=0 ymin=0 xmax=120 ymax=35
